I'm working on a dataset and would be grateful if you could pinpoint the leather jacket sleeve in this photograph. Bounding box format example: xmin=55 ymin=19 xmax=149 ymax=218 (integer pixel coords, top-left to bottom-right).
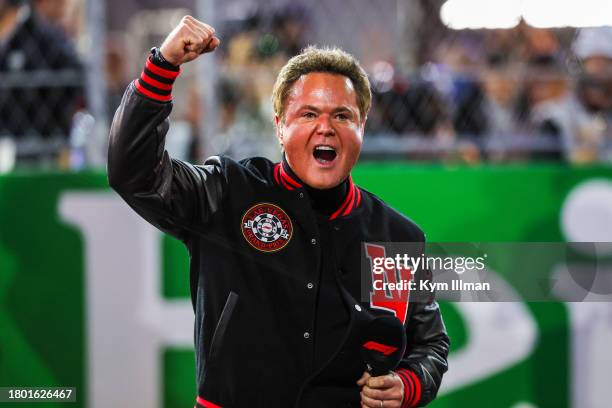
xmin=395 ymin=237 xmax=450 ymax=407
xmin=107 ymin=83 xmax=226 ymax=242
xmin=397 ymin=300 xmax=449 ymax=406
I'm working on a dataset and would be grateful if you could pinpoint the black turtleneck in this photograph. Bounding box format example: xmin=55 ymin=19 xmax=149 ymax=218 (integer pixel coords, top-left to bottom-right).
xmin=282 ymin=155 xmax=349 ymax=217
xmin=282 ymin=156 xmax=351 ymax=377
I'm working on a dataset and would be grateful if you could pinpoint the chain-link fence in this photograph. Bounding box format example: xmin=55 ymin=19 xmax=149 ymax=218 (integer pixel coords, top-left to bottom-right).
xmin=0 ymin=0 xmax=87 ymax=168
xmin=2 ymin=0 xmax=612 ymax=170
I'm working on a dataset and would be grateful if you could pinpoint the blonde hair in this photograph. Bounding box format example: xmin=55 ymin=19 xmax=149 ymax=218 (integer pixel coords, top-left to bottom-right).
xmin=272 ymin=46 xmax=371 ymax=122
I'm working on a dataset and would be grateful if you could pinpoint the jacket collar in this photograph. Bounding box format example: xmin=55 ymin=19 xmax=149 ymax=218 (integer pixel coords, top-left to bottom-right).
xmin=273 ymin=157 xmax=361 ymax=220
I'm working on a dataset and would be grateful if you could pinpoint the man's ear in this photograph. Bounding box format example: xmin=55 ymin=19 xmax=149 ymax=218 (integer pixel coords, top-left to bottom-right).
xmin=274 ymin=115 xmax=284 ymax=147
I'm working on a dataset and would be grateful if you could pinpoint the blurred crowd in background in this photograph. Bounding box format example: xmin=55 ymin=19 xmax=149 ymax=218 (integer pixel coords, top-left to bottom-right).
xmin=1 ymin=0 xmax=612 ymax=171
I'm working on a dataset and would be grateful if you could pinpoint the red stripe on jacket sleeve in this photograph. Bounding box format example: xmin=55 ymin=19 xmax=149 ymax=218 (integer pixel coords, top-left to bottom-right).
xmin=395 ymin=368 xmax=422 ymax=408
xmin=396 ymin=370 xmax=414 ymax=407
xmin=134 ymin=55 xmax=180 ymax=102
xmin=146 ymin=55 xmax=180 ymax=79
xmin=140 ymin=71 xmax=174 ymax=90
xmin=133 ymin=80 xmax=173 ymax=102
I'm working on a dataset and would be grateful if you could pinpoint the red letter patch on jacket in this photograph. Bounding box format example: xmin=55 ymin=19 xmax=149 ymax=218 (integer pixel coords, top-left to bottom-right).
xmin=365 ymin=243 xmax=412 ymax=324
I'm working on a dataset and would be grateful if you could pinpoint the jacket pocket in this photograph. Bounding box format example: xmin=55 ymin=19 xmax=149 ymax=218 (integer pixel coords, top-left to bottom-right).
xmin=208 ymin=291 xmax=239 ymax=366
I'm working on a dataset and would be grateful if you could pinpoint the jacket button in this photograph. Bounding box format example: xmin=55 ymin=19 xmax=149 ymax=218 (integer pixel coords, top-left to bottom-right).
xmin=355 ymin=304 xmax=362 ymax=312
xmin=311 ymin=238 xmax=317 ymax=245
xmin=303 ymin=332 xmax=311 ymax=339
xmin=333 ymin=225 xmax=340 ymax=231
xmin=307 ymin=282 xmax=314 ymax=289
xmin=299 ymin=192 xmax=304 ymax=198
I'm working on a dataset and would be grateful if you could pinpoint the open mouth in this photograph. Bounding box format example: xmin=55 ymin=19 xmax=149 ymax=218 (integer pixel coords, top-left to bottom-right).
xmin=313 ymin=145 xmax=337 ymax=164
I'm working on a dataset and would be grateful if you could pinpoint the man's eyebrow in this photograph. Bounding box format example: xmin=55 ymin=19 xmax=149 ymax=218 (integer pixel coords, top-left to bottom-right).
xmin=298 ymin=105 xmax=321 ymax=112
xmin=298 ymin=105 xmax=355 ymax=114
xmin=331 ymin=106 xmax=355 ymax=114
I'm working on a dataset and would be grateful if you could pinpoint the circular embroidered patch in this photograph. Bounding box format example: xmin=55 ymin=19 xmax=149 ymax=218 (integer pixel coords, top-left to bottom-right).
xmin=241 ymin=203 xmax=293 ymax=252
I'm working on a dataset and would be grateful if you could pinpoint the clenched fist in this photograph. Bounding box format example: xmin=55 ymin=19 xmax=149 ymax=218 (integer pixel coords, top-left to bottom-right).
xmin=159 ymin=15 xmax=220 ymax=66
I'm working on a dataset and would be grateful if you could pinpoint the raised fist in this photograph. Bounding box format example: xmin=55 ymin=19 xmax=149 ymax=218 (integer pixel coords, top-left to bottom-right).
xmin=159 ymin=16 xmax=220 ymax=66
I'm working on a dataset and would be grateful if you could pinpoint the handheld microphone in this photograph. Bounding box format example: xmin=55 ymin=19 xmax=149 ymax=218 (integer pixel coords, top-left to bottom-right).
xmin=360 ymin=315 xmax=407 ymax=376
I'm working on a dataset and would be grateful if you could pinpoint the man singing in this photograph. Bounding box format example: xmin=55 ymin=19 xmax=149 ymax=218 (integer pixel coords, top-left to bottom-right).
xmin=108 ymin=16 xmax=449 ymax=408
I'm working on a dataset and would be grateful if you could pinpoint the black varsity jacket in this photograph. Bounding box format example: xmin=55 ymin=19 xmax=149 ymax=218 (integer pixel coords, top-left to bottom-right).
xmin=107 ymin=54 xmax=449 ymax=408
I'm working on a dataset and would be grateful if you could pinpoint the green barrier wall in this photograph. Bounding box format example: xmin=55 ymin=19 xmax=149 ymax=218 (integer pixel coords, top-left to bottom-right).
xmin=1 ymin=163 xmax=611 ymax=408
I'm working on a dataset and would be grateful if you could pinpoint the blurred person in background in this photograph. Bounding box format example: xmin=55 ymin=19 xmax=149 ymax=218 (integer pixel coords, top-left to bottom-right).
xmin=0 ymin=0 xmax=83 ymax=141
xmin=271 ymin=4 xmax=308 ymax=57
xmin=32 ymin=0 xmax=83 ymax=43
xmin=219 ymin=74 xmax=279 ymax=160
xmin=450 ymin=28 xmax=526 ymax=141
xmin=569 ymin=27 xmax=612 ymax=162
xmin=31 ymin=0 xmax=68 ymax=28
xmin=367 ymin=75 xmax=469 ymax=162
xmin=452 ymin=77 xmax=486 ymax=139
xmin=520 ymin=53 xmax=570 ymax=161
xmin=418 ymin=36 xmax=483 ymax=162
xmin=370 ymin=77 xmax=453 ymax=138
xmin=428 ymin=24 xmax=587 ymax=162
xmin=524 ymin=27 xmax=612 ymax=163
xmin=105 ymin=32 xmax=130 ymax=120
xmin=477 ymin=55 xmax=525 ymax=161
xmin=437 ymin=34 xmax=487 ymax=141
xmin=481 ymin=55 xmax=522 ymax=135
xmin=450 ymin=60 xmax=515 ymax=163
